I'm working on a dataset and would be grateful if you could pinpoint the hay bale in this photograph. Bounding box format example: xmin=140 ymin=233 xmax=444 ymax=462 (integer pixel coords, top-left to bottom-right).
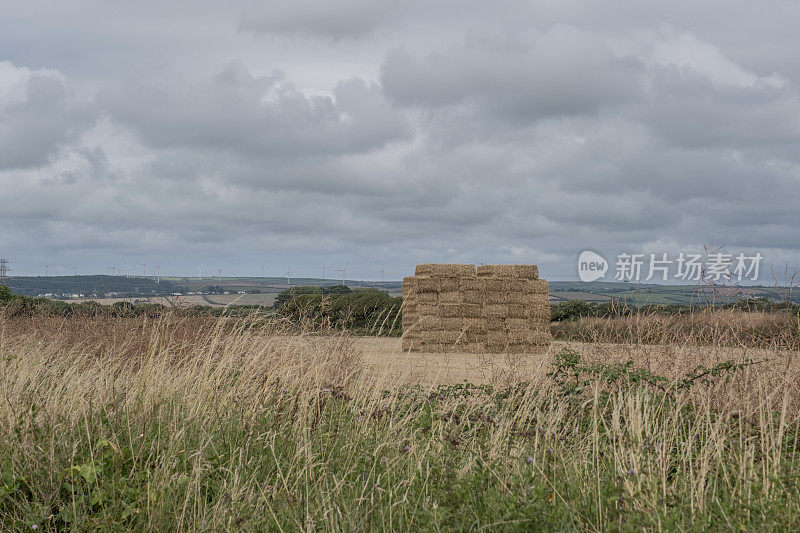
xmin=426 ymin=329 xmax=462 ymax=344
xmin=477 ymin=264 xmax=538 ymax=279
xmin=504 ymin=318 xmax=528 ymax=330
xmin=529 ymin=303 xmax=551 ymax=321
xmin=462 ymin=291 xmax=484 ymax=304
xmin=529 ymin=331 xmax=553 ymax=345
xmin=416 ymin=292 xmax=438 ymax=305
xmin=416 ymin=304 xmax=440 ymax=317
xmin=507 ymin=304 xmax=530 ymax=318
xmin=416 ymin=277 xmax=460 ymax=293
xmin=483 ymin=278 xmax=504 ymax=292
xmin=461 ymin=304 xmax=483 ymax=318
xmin=487 ymin=331 xmax=507 ymax=345
xmin=440 ymin=303 xmax=480 ymax=318
xmin=485 ymin=317 xmax=505 ymax=331
xmin=461 ymin=330 xmax=487 ymax=343
xmin=460 ymin=278 xmax=487 ymax=292
xmin=484 ymin=291 xmax=507 ymax=305
xmin=439 ymin=291 xmax=463 ymax=304
xmin=520 ymin=279 xmax=548 ymax=295
xmin=483 ymin=304 xmax=508 ymax=318
xmin=415 ymin=264 xmax=476 ymax=278
xmin=417 ymin=316 xmax=442 ymax=331
xmin=462 ymin=317 xmax=487 ymax=333
xmin=441 ymin=317 xmax=463 ymax=330
xmin=420 ymin=342 xmax=447 ymax=353
xmin=502 ymin=291 xmax=532 ymax=305
xmin=529 ymin=317 xmax=551 ymax=329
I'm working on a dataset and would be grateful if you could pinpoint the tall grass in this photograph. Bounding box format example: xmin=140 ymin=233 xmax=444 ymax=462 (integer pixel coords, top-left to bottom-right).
xmin=1 ymin=313 xmax=799 ymax=530
xmin=552 ymin=309 xmax=800 ymax=350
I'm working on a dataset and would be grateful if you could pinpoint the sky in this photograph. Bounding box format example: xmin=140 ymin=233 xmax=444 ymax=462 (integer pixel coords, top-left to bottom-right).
xmin=1 ymin=0 xmax=799 ymax=282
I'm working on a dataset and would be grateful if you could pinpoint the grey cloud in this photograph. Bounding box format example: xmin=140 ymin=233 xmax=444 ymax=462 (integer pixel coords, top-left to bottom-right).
xmin=0 ymin=64 xmax=95 ymax=169
xmin=381 ymin=27 xmax=643 ymax=121
xmin=98 ymin=64 xmax=407 ymax=158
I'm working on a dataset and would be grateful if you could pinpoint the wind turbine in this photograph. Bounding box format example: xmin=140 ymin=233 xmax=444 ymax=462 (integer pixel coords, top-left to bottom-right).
xmin=57 ymin=264 xmax=64 ymax=277
xmin=197 ymin=265 xmax=204 ymax=280
xmin=284 ymin=268 xmax=291 ymax=286
xmin=44 ymin=265 xmax=49 ymax=277
xmin=322 ymin=265 xmax=326 ymax=280
xmin=154 ymin=265 xmax=160 ymax=283
xmin=140 ymin=263 xmax=147 ymax=277
xmin=379 ymin=268 xmax=385 ymax=283
xmin=72 ymin=266 xmax=77 ymax=277
xmin=216 ymin=266 xmax=223 ymax=282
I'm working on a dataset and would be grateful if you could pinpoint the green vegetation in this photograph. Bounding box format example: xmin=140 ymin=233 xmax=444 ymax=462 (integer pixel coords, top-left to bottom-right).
xmin=551 ymin=298 xmax=800 ymax=322
xmin=276 ymin=286 xmax=402 ymax=334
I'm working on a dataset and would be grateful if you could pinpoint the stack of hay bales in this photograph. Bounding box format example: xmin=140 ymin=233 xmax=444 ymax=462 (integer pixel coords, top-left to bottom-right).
xmin=401 ymin=264 xmax=551 ymax=354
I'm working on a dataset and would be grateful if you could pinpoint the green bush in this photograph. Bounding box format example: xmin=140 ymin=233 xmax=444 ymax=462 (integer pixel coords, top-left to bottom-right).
xmin=278 ymin=288 xmax=401 ymax=334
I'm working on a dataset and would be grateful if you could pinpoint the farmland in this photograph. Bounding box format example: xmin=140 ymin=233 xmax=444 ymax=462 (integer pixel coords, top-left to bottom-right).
xmin=2 ymin=308 xmax=800 ymax=530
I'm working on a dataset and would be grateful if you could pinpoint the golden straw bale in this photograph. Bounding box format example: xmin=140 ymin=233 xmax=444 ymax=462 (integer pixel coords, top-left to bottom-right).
xmin=483 ymin=278 xmax=504 ymax=292
xmin=415 ymin=264 xmax=476 ymax=278
xmin=520 ymin=279 xmax=548 ymax=295
xmin=483 ymin=304 xmax=508 ymax=318
xmin=441 ymin=317 xmax=463 ymax=330
xmin=461 ymin=330 xmax=487 ymax=343
xmin=507 ymin=304 xmax=530 ymax=318
xmin=460 ymin=278 xmax=487 ymax=292
xmin=417 ymin=316 xmax=442 ymax=331
xmin=463 ymin=317 xmax=487 ymax=333
xmin=416 ymin=304 xmax=439 ymax=317
xmin=462 ymin=291 xmax=484 ymax=304
xmin=419 ymin=342 xmax=447 ymax=353
xmin=487 ymin=331 xmax=507 ymax=345
xmin=416 ymin=292 xmax=438 ymax=305
xmin=484 ymin=291 xmax=508 ymax=305
xmin=485 ymin=317 xmax=505 ymax=331
xmin=460 ymin=304 xmax=482 ymax=318
xmin=529 ymin=317 xmax=551 ymax=329
xmin=529 ymin=331 xmax=553 ymax=345
xmin=504 ymin=318 xmax=528 ymax=330
xmin=485 ymin=341 xmax=507 ymax=353
xmin=416 ymin=277 xmax=460 ymax=293
xmin=439 ymin=291 xmax=463 ymax=304
xmin=423 ymin=330 xmax=462 ymax=344
xmin=477 ymin=264 xmax=538 ymax=279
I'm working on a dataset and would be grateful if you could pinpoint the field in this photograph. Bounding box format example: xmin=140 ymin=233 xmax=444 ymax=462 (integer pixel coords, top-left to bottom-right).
xmin=2 ymin=312 xmax=800 ymax=530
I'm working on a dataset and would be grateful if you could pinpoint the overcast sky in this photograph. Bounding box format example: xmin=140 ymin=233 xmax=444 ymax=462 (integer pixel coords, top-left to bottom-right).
xmin=1 ymin=1 xmax=799 ymax=281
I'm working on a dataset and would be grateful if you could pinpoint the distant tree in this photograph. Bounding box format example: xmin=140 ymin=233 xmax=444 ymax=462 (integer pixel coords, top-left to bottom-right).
xmin=322 ymin=284 xmax=352 ymax=295
xmin=550 ymin=300 xmax=592 ymax=321
xmin=0 ymin=285 xmax=14 ymax=303
xmin=273 ymin=286 xmax=322 ymax=308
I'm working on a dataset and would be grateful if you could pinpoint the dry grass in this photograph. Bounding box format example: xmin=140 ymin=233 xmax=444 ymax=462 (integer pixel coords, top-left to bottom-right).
xmin=553 ymin=309 xmax=800 ymax=349
xmin=1 ymin=312 xmax=800 ymax=529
